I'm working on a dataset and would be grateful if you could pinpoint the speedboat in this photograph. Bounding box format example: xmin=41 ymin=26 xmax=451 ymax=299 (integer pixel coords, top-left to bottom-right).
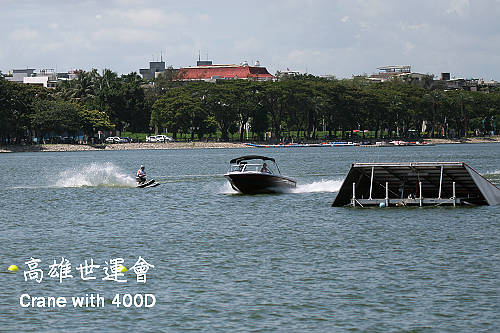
xmin=224 ymin=155 xmax=296 ymax=194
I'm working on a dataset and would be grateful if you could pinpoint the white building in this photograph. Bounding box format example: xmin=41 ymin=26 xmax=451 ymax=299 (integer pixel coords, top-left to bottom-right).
xmin=5 ymin=68 xmax=36 ymax=83
xmin=5 ymin=68 xmax=75 ymax=88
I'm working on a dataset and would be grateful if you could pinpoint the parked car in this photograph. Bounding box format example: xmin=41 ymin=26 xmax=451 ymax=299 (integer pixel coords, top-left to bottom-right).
xmin=105 ymin=136 xmax=120 ymax=143
xmin=155 ymin=135 xmax=174 ymax=142
xmin=121 ymin=137 xmax=134 ymax=143
xmin=146 ymin=135 xmax=174 ymax=143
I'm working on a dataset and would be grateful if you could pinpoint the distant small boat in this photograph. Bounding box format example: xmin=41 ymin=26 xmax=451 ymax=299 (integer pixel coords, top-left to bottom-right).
xmin=224 ymin=155 xmax=296 ymax=194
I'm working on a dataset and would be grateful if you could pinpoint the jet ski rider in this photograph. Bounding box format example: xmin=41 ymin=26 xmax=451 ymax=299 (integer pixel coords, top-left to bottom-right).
xmin=136 ymin=165 xmax=147 ymax=184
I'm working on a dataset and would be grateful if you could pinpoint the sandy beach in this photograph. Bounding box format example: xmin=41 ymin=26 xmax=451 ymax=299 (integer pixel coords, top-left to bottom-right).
xmin=1 ymin=136 xmax=499 ymax=153
xmin=0 ymin=141 xmax=249 ymax=153
xmin=424 ymin=136 xmax=500 ymax=145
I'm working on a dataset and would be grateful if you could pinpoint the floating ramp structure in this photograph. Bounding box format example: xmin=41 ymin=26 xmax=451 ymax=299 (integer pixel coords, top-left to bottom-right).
xmin=332 ymin=162 xmax=500 ymax=207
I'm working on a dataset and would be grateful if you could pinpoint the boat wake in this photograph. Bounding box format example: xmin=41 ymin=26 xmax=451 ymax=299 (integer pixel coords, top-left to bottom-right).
xmin=53 ymin=162 xmax=136 ymax=188
xmin=291 ymin=179 xmax=343 ymax=193
xmin=485 ymin=170 xmax=500 ymax=186
xmin=220 ymin=179 xmax=343 ymax=194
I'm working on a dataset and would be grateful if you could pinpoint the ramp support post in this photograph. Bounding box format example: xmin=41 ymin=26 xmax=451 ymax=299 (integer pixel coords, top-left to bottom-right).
xmin=369 ymin=166 xmax=374 ymax=200
xmin=419 ymin=181 xmax=423 ymax=207
xmin=452 ymin=181 xmax=456 ymax=207
xmin=438 ymin=165 xmax=443 ymax=199
xmin=385 ymin=182 xmax=389 ymax=206
xmin=351 ymin=182 xmax=356 ymax=207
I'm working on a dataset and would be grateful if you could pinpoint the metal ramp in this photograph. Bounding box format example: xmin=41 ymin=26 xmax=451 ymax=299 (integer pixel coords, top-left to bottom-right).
xmin=332 ymin=162 xmax=500 ymax=207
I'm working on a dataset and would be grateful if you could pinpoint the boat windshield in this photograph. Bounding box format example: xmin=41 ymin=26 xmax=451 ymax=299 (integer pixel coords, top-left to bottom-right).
xmin=228 ymin=161 xmax=275 ymax=174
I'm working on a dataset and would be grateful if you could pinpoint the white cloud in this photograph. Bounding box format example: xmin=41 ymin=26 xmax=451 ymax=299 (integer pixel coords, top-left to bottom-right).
xmin=9 ymin=28 xmax=39 ymax=41
xmin=195 ymin=13 xmax=210 ymax=23
xmin=403 ymin=41 xmax=415 ymax=55
xmin=400 ymin=23 xmax=429 ymax=31
xmin=92 ymin=28 xmax=157 ymax=43
xmin=358 ymin=21 xmax=373 ymax=32
xmin=284 ymin=49 xmax=326 ymax=73
xmin=39 ymin=42 xmax=63 ymax=53
xmin=341 ymin=16 xmax=350 ymax=23
xmin=120 ymin=9 xmax=185 ymax=27
xmin=112 ymin=0 xmax=142 ymax=4
xmin=233 ymin=37 xmax=261 ymax=54
xmin=445 ymin=0 xmax=470 ymax=16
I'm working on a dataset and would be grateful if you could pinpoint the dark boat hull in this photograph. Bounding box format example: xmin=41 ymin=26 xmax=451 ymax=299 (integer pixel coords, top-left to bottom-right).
xmin=224 ymin=172 xmax=296 ymax=194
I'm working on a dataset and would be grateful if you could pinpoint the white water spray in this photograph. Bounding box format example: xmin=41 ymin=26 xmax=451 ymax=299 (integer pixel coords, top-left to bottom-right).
xmin=54 ymin=162 xmax=136 ymax=187
xmin=219 ymin=178 xmax=344 ymax=194
xmin=485 ymin=170 xmax=500 ymax=186
xmin=291 ymin=179 xmax=343 ymax=193
xmin=219 ymin=181 xmax=238 ymax=194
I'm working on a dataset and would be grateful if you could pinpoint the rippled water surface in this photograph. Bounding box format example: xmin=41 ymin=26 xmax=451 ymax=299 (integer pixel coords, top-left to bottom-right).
xmin=1 ymin=144 xmax=499 ymax=332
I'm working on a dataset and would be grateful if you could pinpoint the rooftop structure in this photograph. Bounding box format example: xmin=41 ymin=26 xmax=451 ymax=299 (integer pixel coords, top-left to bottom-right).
xmin=276 ymin=69 xmax=302 ymax=81
xmin=369 ymin=65 xmax=417 ymax=82
xmin=377 ymin=65 xmax=411 ymax=73
xmin=177 ymin=60 xmax=274 ymax=82
xmin=5 ymin=68 xmax=75 ymax=88
xmin=436 ymin=74 xmax=500 ymax=91
xmin=140 ymin=61 xmax=166 ymax=80
xmin=479 ymin=79 xmax=500 ymax=86
xmin=366 ymin=65 xmax=436 ymax=87
xmin=5 ymin=68 xmax=36 ymax=83
xmin=197 ymin=60 xmax=213 ymax=66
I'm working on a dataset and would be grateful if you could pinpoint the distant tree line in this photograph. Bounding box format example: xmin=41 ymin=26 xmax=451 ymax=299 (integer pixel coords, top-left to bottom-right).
xmin=1 ymin=69 xmax=499 ymax=145
xmin=150 ymin=75 xmax=500 ymax=142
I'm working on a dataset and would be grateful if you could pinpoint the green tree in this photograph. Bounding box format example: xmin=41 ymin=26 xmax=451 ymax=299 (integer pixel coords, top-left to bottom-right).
xmin=205 ymin=83 xmax=238 ymax=141
xmin=78 ymin=107 xmax=114 ymax=137
xmin=151 ymin=87 xmax=203 ymax=140
xmin=0 ymin=79 xmax=48 ymax=144
xmin=30 ymin=99 xmax=81 ymax=139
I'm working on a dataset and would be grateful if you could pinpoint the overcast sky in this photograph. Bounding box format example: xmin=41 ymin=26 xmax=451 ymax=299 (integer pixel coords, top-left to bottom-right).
xmin=2 ymin=0 xmax=499 ymax=79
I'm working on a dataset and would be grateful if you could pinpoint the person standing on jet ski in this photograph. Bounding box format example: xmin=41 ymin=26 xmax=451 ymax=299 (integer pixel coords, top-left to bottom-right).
xmin=136 ymin=165 xmax=147 ymax=184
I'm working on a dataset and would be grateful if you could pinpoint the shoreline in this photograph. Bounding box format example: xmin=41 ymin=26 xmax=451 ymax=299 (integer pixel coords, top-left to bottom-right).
xmin=1 ymin=136 xmax=499 ymax=153
xmin=0 ymin=141 xmax=249 ymax=153
xmin=424 ymin=136 xmax=500 ymax=145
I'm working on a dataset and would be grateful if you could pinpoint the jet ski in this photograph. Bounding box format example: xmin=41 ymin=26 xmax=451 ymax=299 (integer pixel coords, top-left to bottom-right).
xmin=136 ymin=179 xmax=160 ymax=188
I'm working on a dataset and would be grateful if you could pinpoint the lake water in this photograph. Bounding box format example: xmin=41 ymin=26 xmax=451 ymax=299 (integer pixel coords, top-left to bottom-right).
xmin=1 ymin=144 xmax=499 ymax=332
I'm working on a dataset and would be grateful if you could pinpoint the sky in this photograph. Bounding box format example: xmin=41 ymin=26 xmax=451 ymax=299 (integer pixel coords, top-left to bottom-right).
xmin=1 ymin=0 xmax=500 ymax=80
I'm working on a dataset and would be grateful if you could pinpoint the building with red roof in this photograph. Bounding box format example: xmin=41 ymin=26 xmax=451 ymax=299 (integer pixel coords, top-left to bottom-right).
xmin=176 ymin=60 xmax=274 ymax=82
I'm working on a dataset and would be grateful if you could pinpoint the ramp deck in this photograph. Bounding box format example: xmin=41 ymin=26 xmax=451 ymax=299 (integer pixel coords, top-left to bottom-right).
xmin=332 ymin=162 xmax=500 ymax=207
